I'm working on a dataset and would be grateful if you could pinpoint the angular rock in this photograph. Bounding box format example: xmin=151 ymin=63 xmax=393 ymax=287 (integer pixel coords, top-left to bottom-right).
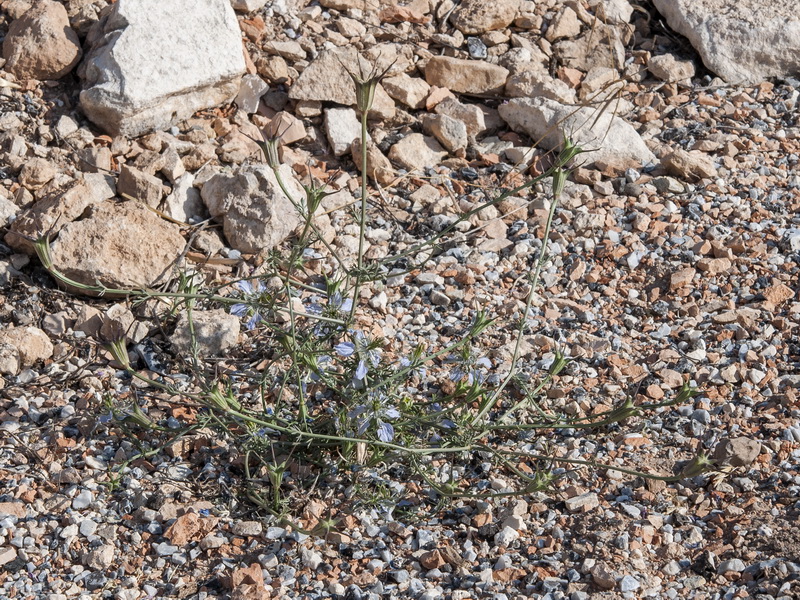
xmin=171 ymin=309 xmax=240 ymax=356
xmin=18 ymin=158 xmax=56 ymax=190
xmin=235 ymin=74 xmax=269 ymax=113
xmin=597 ymin=0 xmax=635 ymax=24
xmin=0 ymin=326 xmax=53 ymax=368
xmin=652 ymin=0 xmax=800 ymax=84
xmin=0 ymin=196 xmax=18 ymax=229
xmin=647 ymin=54 xmax=695 ymax=82
xmin=0 ymin=343 xmax=21 ymax=376
xmin=662 ymin=148 xmax=717 ymax=181
xmin=230 ymin=0 xmax=269 ymax=12
xmin=425 ymin=56 xmax=509 ymax=96
xmin=118 ymin=165 xmax=163 ymax=207
xmin=6 ymin=177 xmax=114 ymax=254
xmin=162 ymin=174 xmax=205 ymax=223
xmin=2 ymin=1 xmax=82 ymax=80
xmin=498 ymin=97 xmax=655 ymax=168
xmin=201 ymin=165 xmax=304 ymax=254
xmin=381 ymin=73 xmax=431 ymax=109
xmin=288 ymin=48 xmax=394 ymax=118
xmin=85 ymin=544 xmax=115 ymax=570
xmin=423 ymin=114 xmax=468 ymax=154
xmin=452 ymin=0 xmax=521 ymax=35
xmin=564 ymin=492 xmax=599 ymax=513
xmin=388 ymin=134 xmax=447 ymax=172
xmin=266 ymin=111 xmax=306 ymax=144
xmin=79 ymin=0 xmax=245 ymax=137
xmin=713 ymin=437 xmax=761 ymax=467
xmin=546 ymin=7 xmax=581 ymax=42
xmin=49 ymin=201 xmax=185 ymax=290
xmin=505 ymin=69 xmax=577 ymax=103
xmin=352 ymin=137 xmax=395 ymax=185
xmin=554 ymin=25 xmax=625 ymax=72
xmin=434 ymin=98 xmax=486 ymax=137
xmin=324 ymin=107 xmax=361 ymax=157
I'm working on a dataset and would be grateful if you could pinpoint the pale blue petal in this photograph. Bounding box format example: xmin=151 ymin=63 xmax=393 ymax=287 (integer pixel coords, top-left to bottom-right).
xmin=236 ymin=280 xmax=254 ymax=294
xmin=475 ymin=357 xmax=492 ymax=369
xmin=339 ymin=298 xmax=353 ymax=313
xmin=384 ymin=407 xmax=400 ymax=419
xmin=334 ymin=342 xmax=356 ymax=357
xmin=376 ymin=421 xmax=394 ymax=442
xmin=355 ymin=360 xmax=368 ymax=380
xmin=230 ymin=303 xmax=248 ymax=317
xmin=246 ymin=313 xmax=261 ymax=330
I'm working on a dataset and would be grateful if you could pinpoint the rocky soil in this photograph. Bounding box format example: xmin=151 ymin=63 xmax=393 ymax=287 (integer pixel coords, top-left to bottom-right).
xmin=0 ymin=0 xmax=799 ymax=599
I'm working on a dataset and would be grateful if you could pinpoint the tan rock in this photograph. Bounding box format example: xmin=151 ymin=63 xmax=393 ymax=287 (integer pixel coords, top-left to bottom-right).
xmin=49 ymin=201 xmax=185 ymax=290
xmin=0 ymin=326 xmax=53 ymax=367
xmin=118 ymin=165 xmax=164 ymax=207
xmin=266 ymin=111 xmax=306 ymax=144
xmin=670 ymin=267 xmax=696 ymax=289
xmin=2 ymin=1 xmax=81 ymax=80
xmin=647 ymin=53 xmax=695 ymax=82
xmin=18 ymin=158 xmax=56 ymax=190
xmin=554 ymin=25 xmax=625 ymax=72
xmin=164 ymin=512 xmax=204 ymax=546
xmin=546 ymin=7 xmax=581 ymax=41
xmin=352 ymin=137 xmax=394 ymax=185
xmin=388 ymin=134 xmax=447 ymax=171
xmin=171 ymin=309 xmax=240 ymax=355
xmin=0 ymin=502 xmax=26 ymax=518
xmin=381 ymin=73 xmax=431 ymax=109
xmin=452 ymin=0 xmax=521 ymax=34
xmin=420 ymin=550 xmax=447 ymax=570
xmin=662 ymin=148 xmax=718 ymax=181
xmin=762 ymin=282 xmax=794 ymax=307
xmin=425 ymin=56 xmax=509 ymax=95
xmin=423 ymin=114 xmax=468 ymax=154
xmin=697 ymin=257 xmax=732 ymax=275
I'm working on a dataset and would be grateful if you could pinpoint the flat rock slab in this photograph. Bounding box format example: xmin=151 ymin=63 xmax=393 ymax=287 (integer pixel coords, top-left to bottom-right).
xmin=498 ymin=97 xmax=655 ymax=169
xmin=49 ymin=201 xmax=185 ymax=291
xmin=653 ymin=0 xmax=800 ymax=85
xmin=79 ymin=0 xmax=245 ymax=137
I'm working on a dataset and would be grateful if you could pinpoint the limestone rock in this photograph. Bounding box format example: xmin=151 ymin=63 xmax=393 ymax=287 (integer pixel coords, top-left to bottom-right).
xmin=652 ymin=0 xmax=800 ymax=84
xmin=388 ymin=134 xmax=447 ymax=172
xmin=498 ymin=97 xmax=655 ymax=168
xmin=49 ymin=201 xmax=185 ymax=290
xmin=230 ymin=0 xmax=269 ymax=12
xmin=434 ymin=98 xmax=486 ymax=137
xmin=352 ymin=138 xmax=394 ymax=185
xmin=647 ymin=54 xmax=695 ymax=82
xmin=0 ymin=196 xmax=18 ymax=229
xmin=235 ymin=75 xmax=269 ymax=113
xmin=162 ymin=174 xmax=205 ymax=223
xmin=0 ymin=326 xmax=53 ymax=368
xmin=382 ymin=73 xmax=431 ymax=109
xmin=546 ymin=7 xmax=581 ymax=42
xmin=288 ymin=48 xmax=394 ymax=118
xmin=596 ymin=0 xmax=635 ymax=24
xmin=2 ymin=1 xmax=81 ymax=80
xmin=505 ymin=69 xmax=577 ymax=103
xmin=425 ymin=56 xmax=509 ymax=96
xmin=423 ymin=114 xmax=468 ymax=154
xmin=201 ymin=165 xmax=304 ymax=254
xmin=171 ymin=309 xmax=240 ymax=356
xmin=324 ymin=107 xmax=361 ymax=156
xmin=79 ymin=0 xmax=245 ymax=137
xmin=662 ymin=148 xmax=717 ymax=181
xmin=452 ymin=0 xmax=521 ymax=35
xmin=713 ymin=437 xmax=761 ymax=468
xmin=6 ymin=176 xmax=115 ymax=254
xmin=554 ymin=25 xmax=625 ymax=72
xmin=0 ymin=343 xmax=20 ymax=376
xmin=118 ymin=165 xmax=164 ymax=207
xmin=18 ymin=158 xmax=56 ymax=190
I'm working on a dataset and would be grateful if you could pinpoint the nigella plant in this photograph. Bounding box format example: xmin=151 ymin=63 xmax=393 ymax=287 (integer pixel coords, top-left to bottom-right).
xmin=448 ymin=353 xmax=493 ymax=385
xmin=334 ymin=330 xmax=382 ymax=382
xmin=349 ymin=391 xmax=401 ymax=442
xmin=230 ymin=279 xmax=267 ymax=330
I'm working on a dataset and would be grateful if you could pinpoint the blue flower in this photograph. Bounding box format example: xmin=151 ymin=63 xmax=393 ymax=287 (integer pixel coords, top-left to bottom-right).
xmin=335 ymin=331 xmax=381 ymax=381
xmin=447 ymin=354 xmax=492 ymax=384
xmin=230 ymin=279 xmax=266 ymax=330
xmin=349 ymin=393 xmax=400 ymax=442
xmin=330 ymin=292 xmax=353 ymax=314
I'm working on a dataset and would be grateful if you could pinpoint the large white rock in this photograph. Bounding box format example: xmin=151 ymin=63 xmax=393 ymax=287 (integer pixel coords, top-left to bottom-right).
xmin=79 ymin=0 xmax=246 ymax=137
xmin=201 ymin=165 xmax=304 ymax=254
xmin=653 ymin=0 xmax=800 ymax=85
xmin=498 ymin=97 xmax=655 ymax=168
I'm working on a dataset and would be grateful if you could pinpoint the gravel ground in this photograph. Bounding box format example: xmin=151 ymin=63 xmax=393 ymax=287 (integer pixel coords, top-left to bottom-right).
xmin=1 ymin=1 xmax=799 ymax=600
